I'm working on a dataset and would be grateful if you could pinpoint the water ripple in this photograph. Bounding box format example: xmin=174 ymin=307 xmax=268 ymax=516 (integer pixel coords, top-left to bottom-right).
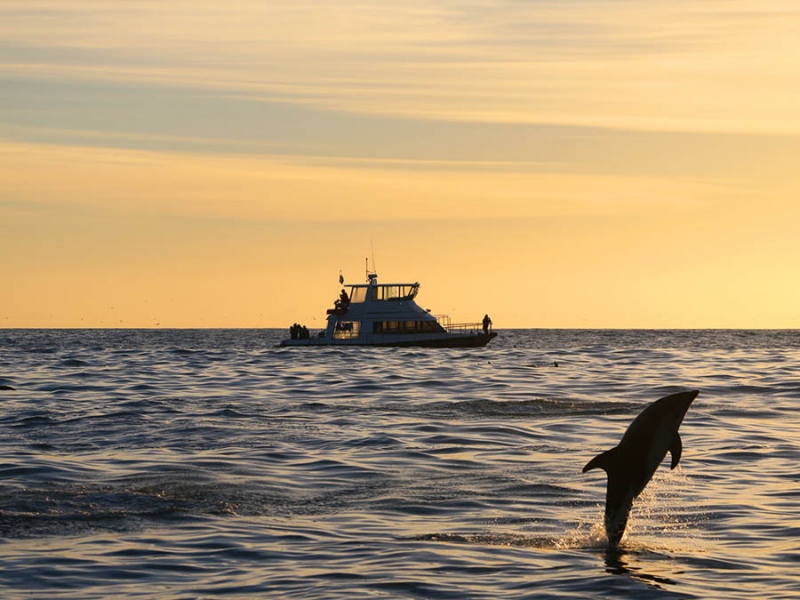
xmin=0 ymin=329 xmax=797 ymax=598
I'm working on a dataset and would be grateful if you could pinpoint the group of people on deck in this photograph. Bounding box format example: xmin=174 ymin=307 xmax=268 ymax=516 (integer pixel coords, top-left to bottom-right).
xmin=289 ymin=323 xmax=309 ymax=340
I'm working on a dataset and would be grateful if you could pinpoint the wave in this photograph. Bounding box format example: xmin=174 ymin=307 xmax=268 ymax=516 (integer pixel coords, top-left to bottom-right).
xmin=0 ymin=329 xmax=798 ymax=598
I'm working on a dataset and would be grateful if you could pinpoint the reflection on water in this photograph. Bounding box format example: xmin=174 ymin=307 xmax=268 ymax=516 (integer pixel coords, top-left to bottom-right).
xmin=0 ymin=329 xmax=798 ymax=598
xmin=604 ymin=547 xmax=681 ymax=591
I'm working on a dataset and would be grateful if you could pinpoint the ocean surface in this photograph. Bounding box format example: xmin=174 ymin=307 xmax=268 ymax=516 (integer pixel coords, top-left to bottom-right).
xmin=0 ymin=329 xmax=798 ymax=599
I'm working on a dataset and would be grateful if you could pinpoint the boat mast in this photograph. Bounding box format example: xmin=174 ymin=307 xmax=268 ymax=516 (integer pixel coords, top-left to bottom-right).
xmin=365 ymin=256 xmax=378 ymax=281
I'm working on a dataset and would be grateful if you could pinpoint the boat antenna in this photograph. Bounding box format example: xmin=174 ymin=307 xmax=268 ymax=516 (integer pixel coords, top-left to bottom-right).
xmin=370 ymin=241 xmax=378 ymax=276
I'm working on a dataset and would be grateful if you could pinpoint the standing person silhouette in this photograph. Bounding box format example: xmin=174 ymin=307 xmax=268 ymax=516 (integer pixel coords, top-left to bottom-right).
xmin=482 ymin=314 xmax=492 ymax=334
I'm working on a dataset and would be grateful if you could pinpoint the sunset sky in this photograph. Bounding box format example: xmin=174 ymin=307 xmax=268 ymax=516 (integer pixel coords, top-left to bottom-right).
xmin=3 ymin=1 xmax=800 ymax=328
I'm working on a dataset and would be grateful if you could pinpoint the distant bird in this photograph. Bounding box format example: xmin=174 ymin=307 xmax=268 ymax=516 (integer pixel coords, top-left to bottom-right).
xmin=583 ymin=390 xmax=698 ymax=546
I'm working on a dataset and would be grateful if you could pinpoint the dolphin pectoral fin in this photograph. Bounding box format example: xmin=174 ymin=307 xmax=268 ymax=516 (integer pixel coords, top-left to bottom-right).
xmin=669 ymin=432 xmax=683 ymax=469
xmin=583 ymin=447 xmax=618 ymax=473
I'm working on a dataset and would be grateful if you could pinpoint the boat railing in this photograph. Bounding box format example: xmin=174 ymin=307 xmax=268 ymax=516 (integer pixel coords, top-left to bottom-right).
xmin=435 ymin=315 xmax=488 ymax=335
xmin=434 ymin=314 xmax=451 ymax=328
xmin=443 ymin=322 xmax=486 ymax=335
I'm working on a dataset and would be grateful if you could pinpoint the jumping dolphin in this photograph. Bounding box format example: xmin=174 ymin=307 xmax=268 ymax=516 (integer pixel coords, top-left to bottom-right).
xmin=583 ymin=389 xmax=699 ymax=546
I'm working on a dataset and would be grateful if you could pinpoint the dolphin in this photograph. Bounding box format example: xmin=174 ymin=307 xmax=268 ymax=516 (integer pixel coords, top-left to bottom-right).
xmin=583 ymin=389 xmax=699 ymax=546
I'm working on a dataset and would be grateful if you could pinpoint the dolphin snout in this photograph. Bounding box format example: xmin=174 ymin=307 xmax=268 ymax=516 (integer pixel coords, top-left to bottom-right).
xmin=678 ymin=389 xmax=699 ymax=411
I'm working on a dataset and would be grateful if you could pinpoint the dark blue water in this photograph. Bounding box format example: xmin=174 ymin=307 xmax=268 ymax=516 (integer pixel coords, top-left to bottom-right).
xmin=0 ymin=329 xmax=798 ymax=598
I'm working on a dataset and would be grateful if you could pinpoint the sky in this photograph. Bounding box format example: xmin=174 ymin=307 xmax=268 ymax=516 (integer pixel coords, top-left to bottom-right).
xmin=2 ymin=0 xmax=800 ymax=328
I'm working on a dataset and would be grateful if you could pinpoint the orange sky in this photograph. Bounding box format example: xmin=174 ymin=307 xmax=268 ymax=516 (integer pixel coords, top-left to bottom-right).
xmin=2 ymin=1 xmax=800 ymax=328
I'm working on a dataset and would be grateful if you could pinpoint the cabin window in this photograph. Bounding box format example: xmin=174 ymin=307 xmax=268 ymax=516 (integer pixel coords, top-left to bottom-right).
xmin=372 ymin=320 xmax=444 ymax=334
xmin=334 ymin=321 xmax=360 ymax=339
xmin=371 ymin=285 xmax=418 ymax=302
xmin=349 ymin=287 xmax=368 ymax=303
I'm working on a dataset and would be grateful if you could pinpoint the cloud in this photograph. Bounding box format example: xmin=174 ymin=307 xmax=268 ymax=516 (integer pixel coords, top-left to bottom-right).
xmin=0 ymin=138 xmax=742 ymax=230
xmin=1 ymin=1 xmax=799 ymax=134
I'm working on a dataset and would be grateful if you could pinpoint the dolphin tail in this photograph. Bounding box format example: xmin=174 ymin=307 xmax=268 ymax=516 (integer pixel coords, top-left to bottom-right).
xmin=582 ymin=447 xmax=619 ymax=473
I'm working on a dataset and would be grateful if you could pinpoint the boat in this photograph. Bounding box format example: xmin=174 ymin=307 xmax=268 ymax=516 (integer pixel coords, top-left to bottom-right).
xmin=280 ymin=272 xmax=497 ymax=347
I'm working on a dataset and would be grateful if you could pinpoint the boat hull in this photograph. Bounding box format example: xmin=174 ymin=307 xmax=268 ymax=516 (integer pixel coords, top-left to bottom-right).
xmin=280 ymin=332 xmax=497 ymax=348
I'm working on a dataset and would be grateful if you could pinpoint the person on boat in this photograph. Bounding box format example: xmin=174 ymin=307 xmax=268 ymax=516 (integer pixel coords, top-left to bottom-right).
xmin=482 ymin=314 xmax=492 ymax=334
xmin=335 ymin=289 xmax=350 ymax=314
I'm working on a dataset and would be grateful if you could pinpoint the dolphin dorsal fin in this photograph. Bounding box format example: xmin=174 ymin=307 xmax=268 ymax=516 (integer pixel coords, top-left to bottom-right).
xmin=582 ymin=447 xmax=619 ymax=474
xmin=669 ymin=432 xmax=683 ymax=469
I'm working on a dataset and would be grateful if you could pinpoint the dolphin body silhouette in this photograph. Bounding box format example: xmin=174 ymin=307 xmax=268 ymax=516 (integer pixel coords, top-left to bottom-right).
xmin=583 ymin=389 xmax=699 ymax=546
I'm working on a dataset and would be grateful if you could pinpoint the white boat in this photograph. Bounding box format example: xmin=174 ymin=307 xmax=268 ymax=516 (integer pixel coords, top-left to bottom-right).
xmin=280 ymin=272 xmax=497 ymax=347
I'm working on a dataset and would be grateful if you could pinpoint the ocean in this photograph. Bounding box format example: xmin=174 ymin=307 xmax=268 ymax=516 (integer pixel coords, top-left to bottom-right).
xmin=0 ymin=329 xmax=798 ymax=598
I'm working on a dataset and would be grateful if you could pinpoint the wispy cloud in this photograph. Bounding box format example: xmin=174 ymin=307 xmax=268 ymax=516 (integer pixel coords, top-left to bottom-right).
xmin=2 ymin=1 xmax=799 ymax=134
xmin=1 ymin=138 xmax=737 ymax=225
